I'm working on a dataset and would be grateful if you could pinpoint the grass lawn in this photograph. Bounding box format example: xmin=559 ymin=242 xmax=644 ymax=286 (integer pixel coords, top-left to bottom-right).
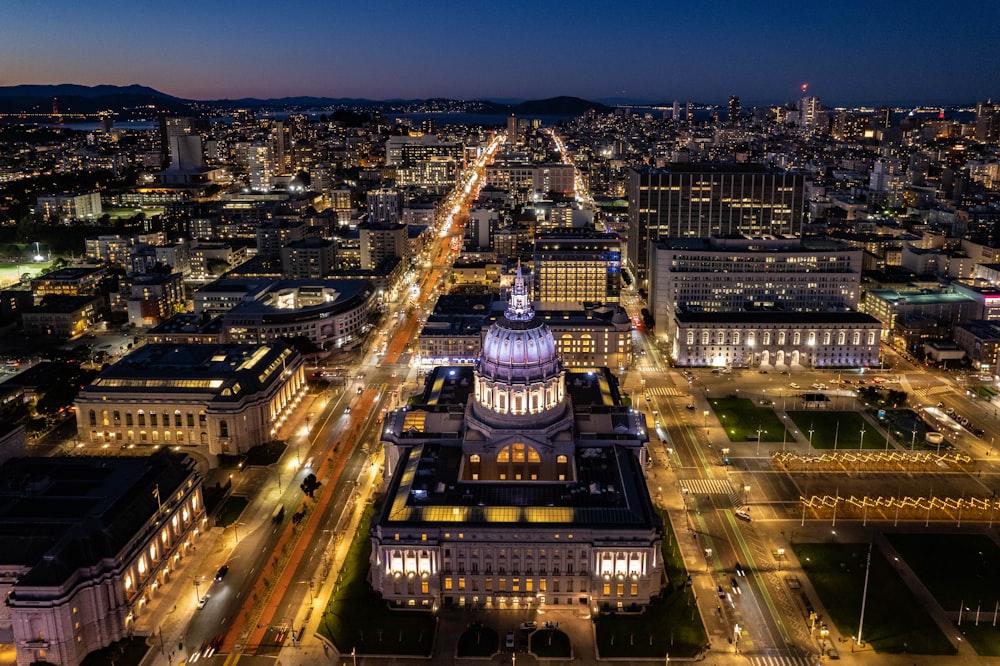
xmin=886 ymin=533 xmax=1000 ymax=615
xmin=318 ymin=503 xmax=436 ymax=655
xmin=531 ymin=629 xmax=571 ymax=658
xmin=456 ymin=623 xmax=498 ymax=657
xmin=794 ymin=542 xmax=955 ymax=654
xmin=708 ymin=397 xmax=789 ymax=442
xmin=888 ymin=533 xmax=1000 ymax=656
xmin=0 ymin=260 xmax=51 ymax=286
xmin=594 ymin=509 xmax=707 ymax=658
xmin=785 ymin=410 xmax=880 ymax=449
xmin=243 ymin=440 xmax=286 ymax=466
xmin=214 ymin=495 xmax=249 ymax=527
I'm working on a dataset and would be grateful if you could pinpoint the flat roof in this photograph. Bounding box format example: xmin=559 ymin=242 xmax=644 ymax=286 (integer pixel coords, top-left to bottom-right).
xmin=675 ymin=311 xmax=881 ymax=325
xmin=82 ymin=342 xmax=296 ymax=400
xmin=0 ymin=451 xmax=195 ymax=586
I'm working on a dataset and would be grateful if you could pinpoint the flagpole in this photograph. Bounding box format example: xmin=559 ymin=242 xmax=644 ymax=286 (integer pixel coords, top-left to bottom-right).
xmin=857 ymin=542 xmax=872 ymax=649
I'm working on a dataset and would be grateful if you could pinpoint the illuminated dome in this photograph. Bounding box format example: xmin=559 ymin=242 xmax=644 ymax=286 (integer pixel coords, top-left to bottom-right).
xmin=474 ymin=264 xmax=565 ymax=417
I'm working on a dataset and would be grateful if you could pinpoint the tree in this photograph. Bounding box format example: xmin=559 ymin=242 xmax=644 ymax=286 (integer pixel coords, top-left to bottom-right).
xmin=300 ymin=473 xmax=321 ymax=498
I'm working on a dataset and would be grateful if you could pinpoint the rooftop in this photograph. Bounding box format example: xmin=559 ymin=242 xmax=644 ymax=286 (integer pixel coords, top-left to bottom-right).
xmin=0 ymin=451 xmax=196 ymax=586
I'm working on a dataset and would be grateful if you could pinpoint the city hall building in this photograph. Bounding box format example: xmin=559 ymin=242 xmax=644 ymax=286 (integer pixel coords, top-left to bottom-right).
xmin=74 ymin=342 xmax=305 ymax=457
xmin=372 ymin=269 xmax=663 ymax=613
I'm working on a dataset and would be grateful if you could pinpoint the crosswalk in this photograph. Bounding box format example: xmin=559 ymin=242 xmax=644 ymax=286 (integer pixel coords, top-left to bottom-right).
xmin=645 ymin=386 xmax=685 ymax=397
xmin=911 ymin=384 xmax=950 ymax=398
xmin=745 ymin=653 xmax=818 ymax=666
xmin=676 ymin=478 xmax=741 ymax=507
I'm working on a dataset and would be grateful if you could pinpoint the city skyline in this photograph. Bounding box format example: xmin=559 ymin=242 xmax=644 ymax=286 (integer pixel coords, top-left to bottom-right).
xmin=1 ymin=0 xmax=998 ymax=106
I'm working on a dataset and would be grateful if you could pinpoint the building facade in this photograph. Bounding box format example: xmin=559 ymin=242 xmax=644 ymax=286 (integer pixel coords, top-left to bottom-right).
xmin=1 ymin=452 xmax=204 ymax=666
xmin=213 ymin=279 xmax=379 ymax=351
xmin=649 ymin=236 xmax=862 ymax=340
xmin=671 ymin=312 xmax=882 ymax=368
xmin=533 ymin=230 xmax=621 ymax=305
xmin=374 ymin=270 xmax=662 ymax=613
xmin=627 ymin=165 xmax=804 ymax=290
xmin=74 ymin=342 xmax=306 ymax=455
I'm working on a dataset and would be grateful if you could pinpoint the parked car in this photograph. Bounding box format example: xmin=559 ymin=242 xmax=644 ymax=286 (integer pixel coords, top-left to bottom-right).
xmin=215 ymin=565 xmax=229 ymax=581
xmin=505 ymin=631 xmax=515 ymax=649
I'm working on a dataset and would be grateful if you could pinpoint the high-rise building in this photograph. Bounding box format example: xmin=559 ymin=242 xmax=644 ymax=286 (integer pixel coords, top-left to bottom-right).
xmin=874 ymin=105 xmax=892 ymax=129
xmin=359 ymin=223 xmax=408 ymax=270
xmin=976 ymin=100 xmax=1000 ymax=143
xmin=371 ymin=268 xmax=661 ymax=611
xmin=248 ymin=143 xmax=275 ymax=191
xmin=672 ymin=100 xmax=680 ymax=122
xmin=799 ymin=96 xmax=822 ymax=130
xmin=685 ymin=101 xmax=694 ymax=123
xmin=507 ymin=113 xmax=518 ymax=142
xmin=626 ymin=165 xmax=805 ymax=290
xmin=533 ymin=229 xmax=621 ymax=305
xmin=366 ymin=188 xmax=404 ymax=224
xmin=728 ymin=95 xmax=741 ymax=124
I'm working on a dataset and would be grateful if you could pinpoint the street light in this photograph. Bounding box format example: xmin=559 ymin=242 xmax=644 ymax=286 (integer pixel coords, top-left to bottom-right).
xmin=743 ymin=484 xmax=751 ymax=508
xmin=193 ymin=579 xmax=201 ymax=603
xmin=703 ymin=410 xmax=710 ymax=432
xmin=777 ymin=547 xmax=785 ymax=570
xmin=859 ymin=424 xmax=867 ymax=450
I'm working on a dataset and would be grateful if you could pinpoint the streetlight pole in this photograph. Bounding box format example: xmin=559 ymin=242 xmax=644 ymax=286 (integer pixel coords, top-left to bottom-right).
xmin=193 ymin=579 xmax=201 ymax=603
xmin=856 ymin=542 xmax=873 ymax=650
xmin=808 ymin=423 xmax=815 ymax=448
xmin=859 ymin=424 xmax=866 ymax=450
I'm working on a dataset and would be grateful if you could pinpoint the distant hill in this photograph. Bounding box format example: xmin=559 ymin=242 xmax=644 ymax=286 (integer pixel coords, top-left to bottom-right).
xmin=511 ymin=96 xmax=612 ymax=115
xmin=0 ymin=83 xmax=189 ymax=116
xmin=0 ymin=85 xmax=612 ymax=120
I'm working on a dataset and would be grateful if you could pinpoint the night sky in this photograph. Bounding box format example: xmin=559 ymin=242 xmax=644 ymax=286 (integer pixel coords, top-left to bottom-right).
xmin=2 ymin=0 xmax=997 ymax=105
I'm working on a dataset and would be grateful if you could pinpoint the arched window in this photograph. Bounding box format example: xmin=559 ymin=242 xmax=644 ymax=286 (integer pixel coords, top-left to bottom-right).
xmin=219 ymin=420 xmax=229 ymax=438
xmin=686 ymin=331 xmax=695 ymax=345
xmin=470 ymin=454 xmax=480 ymax=463
xmin=89 ymin=410 xmax=97 ymax=426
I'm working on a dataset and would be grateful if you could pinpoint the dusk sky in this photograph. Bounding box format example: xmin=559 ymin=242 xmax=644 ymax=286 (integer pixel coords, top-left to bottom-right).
xmin=2 ymin=0 xmax=998 ymax=105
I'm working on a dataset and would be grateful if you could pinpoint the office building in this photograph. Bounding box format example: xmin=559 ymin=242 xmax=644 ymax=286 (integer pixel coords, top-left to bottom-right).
xmin=366 ymin=188 xmax=404 ymax=225
xmin=372 ymin=269 xmax=662 ymax=612
xmin=626 ymin=165 xmax=804 ymax=290
xmin=533 ymin=230 xmax=621 ymax=305
xmin=649 ymin=236 xmax=862 ymax=340
xmin=199 ymin=278 xmax=379 ymax=350
xmin=281 ymin=237 xmax=338 ymax=279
